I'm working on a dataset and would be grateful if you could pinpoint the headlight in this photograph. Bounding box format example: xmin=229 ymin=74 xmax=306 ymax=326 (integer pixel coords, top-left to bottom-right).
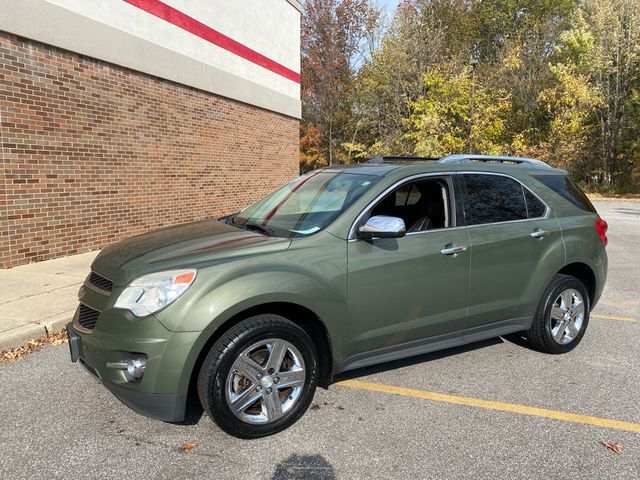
xmin=114 ymin=270 xmax=197 ymax=317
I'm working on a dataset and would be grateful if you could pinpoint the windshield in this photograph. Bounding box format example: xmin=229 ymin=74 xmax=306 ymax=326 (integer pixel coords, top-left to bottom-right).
xmin=230 ymin=171 xmax=381 ymax=238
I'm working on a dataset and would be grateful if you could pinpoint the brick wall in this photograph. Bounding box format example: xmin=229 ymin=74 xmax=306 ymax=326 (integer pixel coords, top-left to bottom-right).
xmin=0 ymin=32 xmax=299 ymax=268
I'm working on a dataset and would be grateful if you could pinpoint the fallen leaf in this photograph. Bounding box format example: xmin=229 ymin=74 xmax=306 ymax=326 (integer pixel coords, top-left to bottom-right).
xmin=602 ymin=441 xmax=623 ymax=454
xmin=182 ymin=441 xmax=198 ymax=452
xmin=0 ymin=329 xmax=69 ymax=364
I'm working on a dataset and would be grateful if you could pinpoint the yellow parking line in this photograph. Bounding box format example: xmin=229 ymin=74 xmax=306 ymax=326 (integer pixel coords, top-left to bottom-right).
xmin=337 ymin=379 xmax=640 ymax=433
xmin=592 ymin=314 xmax=636 ymax=322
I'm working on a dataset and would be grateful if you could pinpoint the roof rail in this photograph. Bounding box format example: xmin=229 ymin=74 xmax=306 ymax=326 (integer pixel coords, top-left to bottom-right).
xmin=366 ymin=156 xmax=439 ymax=164
xmin=438 ymin=154 xmax=551 ymax=168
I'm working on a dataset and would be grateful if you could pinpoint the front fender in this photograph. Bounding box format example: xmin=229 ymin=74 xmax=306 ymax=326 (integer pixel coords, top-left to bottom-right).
xmin=153 ymin=234 xmax=348 ymax=394
xmin=175 ymin=270 xmax=345 ymax=333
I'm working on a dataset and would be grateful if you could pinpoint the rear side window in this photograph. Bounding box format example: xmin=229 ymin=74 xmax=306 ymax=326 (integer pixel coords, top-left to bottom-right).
xmin=534 ymin=175 xmax=596 ymax=213
xmin=463 ymin=174 xmax=527 ymax=225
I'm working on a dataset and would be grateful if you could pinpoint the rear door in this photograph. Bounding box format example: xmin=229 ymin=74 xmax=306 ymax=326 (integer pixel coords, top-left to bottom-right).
xmin=461 ymin=173 xmax=564 ymax=329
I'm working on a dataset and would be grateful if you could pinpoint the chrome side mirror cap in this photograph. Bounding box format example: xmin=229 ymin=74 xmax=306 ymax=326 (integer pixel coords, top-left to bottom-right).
xmin=356 ymin=215 xmax=406 ymax=240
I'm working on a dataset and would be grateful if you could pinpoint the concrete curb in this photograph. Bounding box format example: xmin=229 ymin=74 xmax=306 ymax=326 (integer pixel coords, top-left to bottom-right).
xmin=0 ymin=324 xmax=48 ymax=351
xmin=0 ymin=314 xmax=72 ymax=351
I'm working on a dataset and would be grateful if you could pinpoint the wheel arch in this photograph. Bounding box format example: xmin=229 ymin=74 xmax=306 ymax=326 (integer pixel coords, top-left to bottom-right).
xmin=185 ymin=302 xmax=334 ymax=407
xmin=557 ymin=262 xmax=596 ymax=305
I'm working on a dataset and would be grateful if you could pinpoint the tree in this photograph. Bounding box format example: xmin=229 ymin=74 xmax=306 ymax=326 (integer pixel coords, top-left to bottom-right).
xmin=581 ymin=0 xmax=640 ymax=186
xmin=537 ymin=63 xmax=603 ymax=178
xmin=354 ymin=0 xmax=472 ymax=156
xmin=473 ymin=0 xmax=579 ymax=147
xmin=301 ymin=0 xmax=380 ymax=167
xmin=406 ymin=67 xmax=511 ymax=157
xmin=300 ymin=0 xmax=640 ymax=192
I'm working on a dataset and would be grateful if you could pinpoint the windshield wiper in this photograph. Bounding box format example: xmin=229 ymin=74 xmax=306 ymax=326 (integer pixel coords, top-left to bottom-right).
xmin=243 ymin=222 xmax=275 ymax=237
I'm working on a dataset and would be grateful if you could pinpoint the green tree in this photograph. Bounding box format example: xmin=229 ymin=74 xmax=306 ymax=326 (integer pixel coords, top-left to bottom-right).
xmin=300 ymin=0 xmax=640 ymax=192
xmin=406 ymin=68 xmax=511 ymax=157
xmin=354 ymin=0 xmax=472 ymax=156
xmin=537 ymin=63 xmax=603 ymax=177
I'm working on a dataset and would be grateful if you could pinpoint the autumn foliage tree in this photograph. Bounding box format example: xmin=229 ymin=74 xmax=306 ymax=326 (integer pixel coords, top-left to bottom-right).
xmin=301 ymin=0 xmax=380 ymax=170
xmin=300 ymin=0 xmax=640 ymax=192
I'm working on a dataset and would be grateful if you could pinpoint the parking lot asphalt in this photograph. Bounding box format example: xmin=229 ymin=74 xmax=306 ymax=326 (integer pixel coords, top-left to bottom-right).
xmin=0 ymin=200 xmax=638 ymax=480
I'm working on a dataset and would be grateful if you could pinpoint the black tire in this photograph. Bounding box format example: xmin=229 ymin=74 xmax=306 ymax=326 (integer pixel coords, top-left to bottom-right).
xmin=527 ymin=274 xmax=590 ymax=354
xmin=197 ymin=314 xmax=318 ymax=438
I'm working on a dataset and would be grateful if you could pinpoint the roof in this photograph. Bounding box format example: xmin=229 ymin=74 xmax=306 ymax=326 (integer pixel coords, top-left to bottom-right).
xmin=319 ymin=154 xmax=565 ymax=177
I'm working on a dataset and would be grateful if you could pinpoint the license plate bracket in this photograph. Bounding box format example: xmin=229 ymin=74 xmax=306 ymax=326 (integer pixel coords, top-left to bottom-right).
xmin=68 ymin=325 xmax=81 ymax=362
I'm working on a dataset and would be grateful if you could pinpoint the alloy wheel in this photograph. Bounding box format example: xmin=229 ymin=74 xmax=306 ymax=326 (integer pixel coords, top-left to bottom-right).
xmin=225 ymin=338 xmax=306 ymax=424
xmin=550 ymin=288 xmax=585 ymax=345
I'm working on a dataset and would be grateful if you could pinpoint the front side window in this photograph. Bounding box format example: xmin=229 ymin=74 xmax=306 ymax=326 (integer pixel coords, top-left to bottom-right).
xmin=463 ymin=174 xmax=527 ymax=225
xmin=369 ymin=178 xmax=451 ymax=233
xmin=231 ymin=171 xmax=381 ymax=238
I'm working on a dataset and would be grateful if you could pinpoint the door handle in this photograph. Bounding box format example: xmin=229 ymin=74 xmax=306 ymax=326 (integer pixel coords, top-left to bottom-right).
xmin=440 ymin=244 xmax=467 ymax=256
xmin=530 ymin=228 xmax=551 ymax=239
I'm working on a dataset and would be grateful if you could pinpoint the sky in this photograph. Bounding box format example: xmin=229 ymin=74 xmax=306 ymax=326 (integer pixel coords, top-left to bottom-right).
xmin=378 ymin=0 xmax=400 ymax=13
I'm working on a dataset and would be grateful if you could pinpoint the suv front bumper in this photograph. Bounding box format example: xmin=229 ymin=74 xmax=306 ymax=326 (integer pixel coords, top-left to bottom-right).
xmin=67 ymin=322 xmax=188 ymax=423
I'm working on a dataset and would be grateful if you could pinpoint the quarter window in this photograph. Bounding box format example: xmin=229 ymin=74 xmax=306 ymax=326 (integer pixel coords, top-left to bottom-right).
xmin=524 ymin=189 xmax=546 ymax=218
xmin=533 ymin=174 xmax=596 ymax=213
xmin=463 ymin=174 xmax=527 ymax=225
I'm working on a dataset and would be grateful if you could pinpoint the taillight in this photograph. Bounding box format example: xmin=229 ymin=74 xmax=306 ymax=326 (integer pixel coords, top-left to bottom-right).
xmin=595 ymin=218 xmax=608 ymax=247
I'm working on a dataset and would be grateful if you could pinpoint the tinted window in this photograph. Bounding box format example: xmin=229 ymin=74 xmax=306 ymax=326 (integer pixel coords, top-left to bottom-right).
xmin=370 ymin=178 xmax=450 ymax=231
xmin=463 ymin=174 xmax=527 ymax=225
xmin=534 ymin=175 xmax=596 ymax=213
xmin=524 ymin=189 xmax=547 ymax=218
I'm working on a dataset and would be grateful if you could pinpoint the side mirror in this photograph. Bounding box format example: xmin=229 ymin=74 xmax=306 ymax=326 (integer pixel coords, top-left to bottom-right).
xmin=356 ymin=215 xmax=406 ymax=240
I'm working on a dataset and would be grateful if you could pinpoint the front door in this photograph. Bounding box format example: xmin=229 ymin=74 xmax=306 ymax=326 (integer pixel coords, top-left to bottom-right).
xmin=346 ymin=176 xmax=471 ymax=359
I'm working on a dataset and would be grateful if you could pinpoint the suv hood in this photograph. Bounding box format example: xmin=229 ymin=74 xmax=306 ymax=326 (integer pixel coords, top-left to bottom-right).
xmin=91 ymin=219 xmax=291 ymax=285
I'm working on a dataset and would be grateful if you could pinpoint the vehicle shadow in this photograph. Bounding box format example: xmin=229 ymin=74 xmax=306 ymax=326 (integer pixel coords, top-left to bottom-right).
xmin=501 ymin=332 xmax=537 ymax=351
xmin=334 ymin=337 xmax=504 ymax=381
xmin=182 ymin=334 xmax=536 ymax=424
xmin=272 ymin=454 xmax=336 ymax=480
xmin=180 ymin=392 xmax=205 ymax=426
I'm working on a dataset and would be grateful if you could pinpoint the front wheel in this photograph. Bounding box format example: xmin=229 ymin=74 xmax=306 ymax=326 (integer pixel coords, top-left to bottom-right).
xmin=527 ymin=274 xmax=590 ymax=354
xmin=197 ymin=314 xmax=318 ymax=438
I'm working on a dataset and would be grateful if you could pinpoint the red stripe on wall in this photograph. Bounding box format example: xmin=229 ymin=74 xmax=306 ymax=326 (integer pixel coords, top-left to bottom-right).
xmin=123 ymin=0 xmax=300 ymax=83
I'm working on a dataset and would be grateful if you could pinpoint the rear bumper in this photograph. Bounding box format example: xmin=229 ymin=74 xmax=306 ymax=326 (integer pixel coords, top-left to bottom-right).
xmin=67 ymin=323 xmax=187 ymax=423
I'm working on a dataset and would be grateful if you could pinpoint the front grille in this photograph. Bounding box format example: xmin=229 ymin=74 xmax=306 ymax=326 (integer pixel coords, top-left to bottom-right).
xmin=77 ymin=304 xmax=100 ymax=330
xmin=88 ymin=271 xmax=113 ymax=293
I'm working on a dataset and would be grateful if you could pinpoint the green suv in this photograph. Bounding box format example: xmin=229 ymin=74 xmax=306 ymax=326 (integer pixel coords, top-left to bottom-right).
xmin=68 ymin=154 xmax=608 ymax=438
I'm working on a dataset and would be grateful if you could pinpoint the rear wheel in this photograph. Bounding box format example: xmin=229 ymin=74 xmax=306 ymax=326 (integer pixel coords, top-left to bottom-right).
xmin=527 ymin=274 xmax=590 ymax=354
xmin=197 ymin=314 xmax=318 ymax=438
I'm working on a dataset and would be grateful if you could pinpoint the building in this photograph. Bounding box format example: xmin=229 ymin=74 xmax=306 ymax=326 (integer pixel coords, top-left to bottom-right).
xmin=0 ymin=0 xmax=301 ymax=268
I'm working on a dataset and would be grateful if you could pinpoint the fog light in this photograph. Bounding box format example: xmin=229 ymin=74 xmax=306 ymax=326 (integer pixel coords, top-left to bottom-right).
xmin=106 ymin=353 xmax=147 ymax=382
xmin=126 ymin=357 xmax=146 ymax=379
